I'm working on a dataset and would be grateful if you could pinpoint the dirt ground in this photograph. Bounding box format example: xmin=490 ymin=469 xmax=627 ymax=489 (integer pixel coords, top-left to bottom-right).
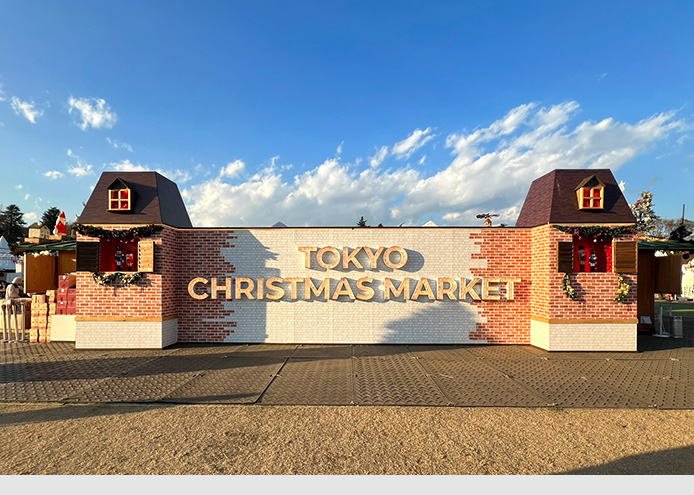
xmin=0 ymin=402 xmax=693 ymax=475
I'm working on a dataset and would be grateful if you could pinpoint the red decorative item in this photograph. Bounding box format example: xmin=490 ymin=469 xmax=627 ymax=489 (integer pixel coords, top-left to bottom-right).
xmin=54 ymin=211 xmax=67 ymax=235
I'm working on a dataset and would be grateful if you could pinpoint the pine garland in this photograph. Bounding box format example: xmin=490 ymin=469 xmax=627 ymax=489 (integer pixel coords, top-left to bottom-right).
xmin=75 ymin=224 xmax=163 ymax=239
xmin=93 ymin=272 xmax=144 ymax=286
xmin=552 ymin=225 xmax=633 ymax=239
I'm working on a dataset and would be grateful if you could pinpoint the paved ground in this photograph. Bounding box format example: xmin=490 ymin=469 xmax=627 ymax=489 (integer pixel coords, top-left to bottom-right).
xmin=1 ymin=320 xmax=693 ymax=409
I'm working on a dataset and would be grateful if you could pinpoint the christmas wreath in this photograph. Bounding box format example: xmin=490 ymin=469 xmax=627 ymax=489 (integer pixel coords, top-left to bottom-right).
xmin=552 ymin=225 xmax=633 ymax=240
xmin=93 ymin=272 xmax=144 ymax=286
xmin=562 ymin=274 xmax=576 ymax=300
xmin=614 ymin=275 xmax=631 ymax=303
xmin=75 ymin=224 xmax=163 ymax=240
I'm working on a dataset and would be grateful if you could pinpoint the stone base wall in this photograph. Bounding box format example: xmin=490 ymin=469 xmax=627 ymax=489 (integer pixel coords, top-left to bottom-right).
xmin=75 ymin=318 xmax=178 ymax=349
xmin=530 ymin=318 xmax=637 ymax=351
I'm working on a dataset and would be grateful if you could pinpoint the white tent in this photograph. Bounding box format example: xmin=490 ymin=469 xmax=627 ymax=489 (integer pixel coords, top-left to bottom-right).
xmin=0 ymin=236 xmax=16 ymax=271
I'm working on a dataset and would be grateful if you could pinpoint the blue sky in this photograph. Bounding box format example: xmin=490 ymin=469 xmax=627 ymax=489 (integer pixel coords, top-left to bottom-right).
xmin=0 ymin=1 xmax=692 ymax=227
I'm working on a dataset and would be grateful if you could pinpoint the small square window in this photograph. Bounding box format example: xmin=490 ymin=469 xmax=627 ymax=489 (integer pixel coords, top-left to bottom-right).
xmin=577 ymin=186 xmax=604 ymax=210
xmin=108 ymin=188 xmax=132 ymax=211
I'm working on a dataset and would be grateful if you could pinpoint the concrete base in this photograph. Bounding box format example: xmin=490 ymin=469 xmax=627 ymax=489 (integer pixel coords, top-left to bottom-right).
xmin=75 ymin=318 xmax=178 ymax=349
xmin=530 ymin=318 xmax=637 ymax=352
xmin=50 ymin=315 xmax=76 ymax=341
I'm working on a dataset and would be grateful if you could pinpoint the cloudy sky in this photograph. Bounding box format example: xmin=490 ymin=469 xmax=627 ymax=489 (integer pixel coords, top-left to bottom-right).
xmin=1 ymin=2 xmax=692 ymax=227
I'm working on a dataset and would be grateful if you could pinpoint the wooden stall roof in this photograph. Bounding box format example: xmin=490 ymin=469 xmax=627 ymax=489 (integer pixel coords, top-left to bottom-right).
xmin=638 ymin=239 xmax=694 ymax=252
xmin=13 ymin=239 xmax=76 ymax=252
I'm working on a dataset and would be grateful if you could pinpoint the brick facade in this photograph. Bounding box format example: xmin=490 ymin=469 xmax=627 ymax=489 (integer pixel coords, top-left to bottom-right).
xmin=74 ymin=224 xmax=637 ymax=350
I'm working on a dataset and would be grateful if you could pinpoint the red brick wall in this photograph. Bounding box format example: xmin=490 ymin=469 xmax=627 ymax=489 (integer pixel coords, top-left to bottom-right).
xmin=469 ymin=228 xmax=532 ymax=344
xmin=175 ymin=229 xmax=237 ymax=342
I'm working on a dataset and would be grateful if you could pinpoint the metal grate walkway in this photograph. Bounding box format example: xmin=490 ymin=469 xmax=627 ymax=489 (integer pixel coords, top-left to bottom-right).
xmin=1 ymin=333 xmax=694 ymax=409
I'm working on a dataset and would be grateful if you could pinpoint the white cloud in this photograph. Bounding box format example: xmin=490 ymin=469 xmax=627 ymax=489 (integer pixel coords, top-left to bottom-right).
xmin=24 ymin=194 xmax=30 ymax=201
xmin=369 ymin=146 xmax=388 ymax=168
xmin=106 ymin=137 xmax=133 ymax=152
xmin=15 ymin=184 xmax=22 ymax=190
xmin=219 ymin=160 xmax=245 ymax=179
xmin=68 ymin=96 xmax=117 ymax=130
xmin=10 ymin=96 xmax=43 ymax=123
xmin=65 ymin=149 xmax=94 ymax=177
xmin=336 ymin=141 xmax=344 ymax=155
xmin=44 ymin=170 xmax=64 ymax=180
xmin=109 ymin=159 xmax=147 ymax=172
xmin=181 ymin=102 xmax=687 ymax=227
xmin=419 ymin=155 xmax=427 ymax=165
xmin=392 ymin=128 xmax=435 ymax=159
xmin=24 ymin=212 xmax=38 ymax=221
xmin=107 ymin=159 xmax=192 ymax=184
xmin=67 ymin=163 xmax=94 ymax=177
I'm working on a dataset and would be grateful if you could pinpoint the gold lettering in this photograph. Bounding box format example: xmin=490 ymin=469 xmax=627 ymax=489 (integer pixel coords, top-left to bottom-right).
xmin=257 ymin=278 xmax=264 ymax=300
xmin=384 ymin=277 xmax=410 ymax=300
xmin=284 ymin=277 xmax=303 ymax=299
xmin=412 ymin=278 xmax=435 ymax=300
xmin=234 ymin=277 xmax=254 ymax=300
xmin=211 ymin=277 xmax=232 ymax=299
xmin=356 ymin=277 xmax=374 ymax=300
xmin=383 ymin=246 xmax=408 ymax=269
xmin=342 ymin=247 xmax=363 ymax=269
xmin=317 ymin=247 xmax=340 ymax=270
xmin=501 ymin=278 xmax=521 ymax=300
xmin=437 ymin=277 xmax=457 ymax=300
xmin=265 ymin=277 xmax=284 ymax=300
xmin=460 ymin=278 xmax=481 ymax=301
xmin=332 ymin=277 xmax=356 ymax=300
xmin=305 ymin=277 xmax=330 ymax=300
xmin=363 ymin=246 xmax=385 ymax=269
xmin=298 ymin=246 xmax=317 ymax=268
xmin=482 ymin=278 xmax=501 ymax=301
xmin=188 ymin=277 xmax=209 ymax=300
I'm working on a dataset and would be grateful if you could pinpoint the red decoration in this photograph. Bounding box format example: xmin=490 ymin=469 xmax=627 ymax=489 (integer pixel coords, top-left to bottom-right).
xmin=54 ymin=211 xmax=67 ymax=235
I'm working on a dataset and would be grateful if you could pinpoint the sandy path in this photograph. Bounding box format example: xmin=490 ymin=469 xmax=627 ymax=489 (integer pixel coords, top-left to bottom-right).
xmin=1 ymin=403 xmax=692 ymax=475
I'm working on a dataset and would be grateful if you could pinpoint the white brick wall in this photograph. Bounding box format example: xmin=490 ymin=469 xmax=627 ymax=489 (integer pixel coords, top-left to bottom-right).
xmin=209 ymin=228 xmax=489 ymax=344
xmin=530 ymin=318 xmax=636 ymax=351
xmin=76 ymin=319 xmax=178 ymax=349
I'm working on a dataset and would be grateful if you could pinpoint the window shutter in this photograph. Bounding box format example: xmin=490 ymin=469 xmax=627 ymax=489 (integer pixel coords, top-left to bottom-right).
xmin=557 ymin=242 xmax=573 ymax=273
xmin=613 ymin=241 xmax=638 ymax=273
xmin=138 ymin=240 xmax=155 ymax=273
xmin=76 ymin=242 xmax=99 ymax=272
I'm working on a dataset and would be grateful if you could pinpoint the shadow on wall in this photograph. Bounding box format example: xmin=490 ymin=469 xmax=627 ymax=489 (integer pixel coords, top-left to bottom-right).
xmin=381 ymin=298 xmax=486 ymax=344
xmin=219 ymin=230 xmax=280 ymax=342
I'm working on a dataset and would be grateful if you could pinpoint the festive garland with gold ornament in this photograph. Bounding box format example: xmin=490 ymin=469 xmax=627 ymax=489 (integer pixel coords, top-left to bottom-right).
xmin=75 ymin=224 xmax=163 ymax=240
xmin=614 ymin=274 xmax=631 ymax=303
xmin=552 ymin=225 xmax=633 ymax=240
xmin=93 ymin=272 xmax=144 ymax=286
xmin=562 ymin=274 xmax=576 ymax=300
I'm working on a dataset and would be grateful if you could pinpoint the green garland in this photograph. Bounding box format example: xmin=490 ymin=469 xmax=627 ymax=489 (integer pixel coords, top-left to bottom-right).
xmin=615 ymin=275 xmax=631 ymax=303
xmin=552 ymin=225 xmax=633 ymax=240
xmin=562 ymin=274 xmax=576 ymax=300
xmin=93 ymin=272 xmax=144 ymax=286
xmin=75 ymin=224 xmax=163 ymax=239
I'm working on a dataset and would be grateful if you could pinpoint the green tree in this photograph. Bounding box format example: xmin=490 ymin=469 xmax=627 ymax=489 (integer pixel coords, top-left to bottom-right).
xmin=357 ymin=216 xmax=368 ymax=227
xmin=41 ymin=206 xmax=61 ymax=233
xmin=0 ymin=204 xmax=27 ymax=246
